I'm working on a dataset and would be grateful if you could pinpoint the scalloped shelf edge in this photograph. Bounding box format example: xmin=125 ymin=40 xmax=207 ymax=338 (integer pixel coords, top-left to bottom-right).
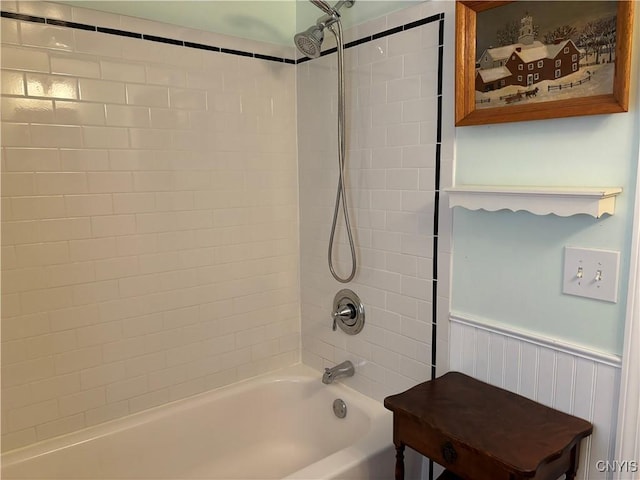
xmin=445 ymin=186 xmax=623 ymax=218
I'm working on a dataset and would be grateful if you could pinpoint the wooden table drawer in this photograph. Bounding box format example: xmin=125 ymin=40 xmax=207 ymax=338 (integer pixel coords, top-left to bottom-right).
xmin=395 ymin=414 xmax=512 ymax=480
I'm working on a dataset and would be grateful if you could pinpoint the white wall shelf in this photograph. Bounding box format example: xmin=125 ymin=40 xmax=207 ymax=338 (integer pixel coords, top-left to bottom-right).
xmin=446 ymin=185 xmax=622 ymax=218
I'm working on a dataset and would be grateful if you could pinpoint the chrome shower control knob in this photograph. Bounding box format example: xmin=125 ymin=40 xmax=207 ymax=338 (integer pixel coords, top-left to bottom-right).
xmin=331 ymin=289 xmax=364 ymax=335
xmin=333 ymin=305 xmax=356 ymax=322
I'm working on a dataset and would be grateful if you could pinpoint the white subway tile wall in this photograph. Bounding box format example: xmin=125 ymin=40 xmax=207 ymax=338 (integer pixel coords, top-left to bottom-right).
xmin=297 ymin=1 xmax=454 ymax=402
xmin=1 ymin=2 xmax=299 ymax=450
xmin=1 ymin=0 xmax=455 ymax=452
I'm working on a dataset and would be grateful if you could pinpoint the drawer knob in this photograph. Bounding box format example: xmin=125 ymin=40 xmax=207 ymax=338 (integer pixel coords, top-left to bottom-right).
xmin=442 ymin=441 xmax=457 ymax=464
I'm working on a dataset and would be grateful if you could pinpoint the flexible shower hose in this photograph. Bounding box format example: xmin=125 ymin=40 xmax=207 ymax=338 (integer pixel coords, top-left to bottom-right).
xmin=327 ymin=21 xmax=357 ymax=283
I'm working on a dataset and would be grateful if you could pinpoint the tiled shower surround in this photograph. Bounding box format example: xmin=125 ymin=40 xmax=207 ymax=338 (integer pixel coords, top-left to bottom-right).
xmin=298 ymin=6 xmax=454 ymax=400
xmin=0 ymin=1 xmax=454 ymax=451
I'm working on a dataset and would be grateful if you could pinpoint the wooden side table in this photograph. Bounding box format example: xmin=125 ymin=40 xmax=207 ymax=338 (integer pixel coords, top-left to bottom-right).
xmin=384 ymin=372 xmax=593 ymax=480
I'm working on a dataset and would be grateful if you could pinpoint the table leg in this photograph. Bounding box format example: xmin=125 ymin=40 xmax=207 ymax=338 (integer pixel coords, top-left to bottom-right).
xmin=395 ymin=443 xmax=405 ymax=480
xmin=565 ymin=444 xmax=580 ymax=480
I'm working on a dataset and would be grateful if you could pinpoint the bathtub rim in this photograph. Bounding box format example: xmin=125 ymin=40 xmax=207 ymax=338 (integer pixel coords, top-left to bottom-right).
xmin=1 ymin=361 xmax=393 ymax=477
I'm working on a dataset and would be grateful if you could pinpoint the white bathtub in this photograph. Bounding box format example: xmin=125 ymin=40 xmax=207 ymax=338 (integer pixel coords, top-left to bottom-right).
xmin=1 ymin=364 xmax=419 ymax=479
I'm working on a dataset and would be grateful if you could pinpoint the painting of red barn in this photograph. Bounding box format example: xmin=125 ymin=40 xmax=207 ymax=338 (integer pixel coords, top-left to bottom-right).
xmin=455 ymin=1 xmax=634 ymax=126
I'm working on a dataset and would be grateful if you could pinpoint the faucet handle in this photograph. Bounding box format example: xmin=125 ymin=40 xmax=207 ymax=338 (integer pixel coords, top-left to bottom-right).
xmin=332 ymin=304 xmax=355 ymax=331
xmin=333 ymin=305 xmax=355 ymax=319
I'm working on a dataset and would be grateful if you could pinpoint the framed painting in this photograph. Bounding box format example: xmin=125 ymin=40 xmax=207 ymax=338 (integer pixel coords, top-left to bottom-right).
xmin=455 ymin=1 xmax=634 ymax=126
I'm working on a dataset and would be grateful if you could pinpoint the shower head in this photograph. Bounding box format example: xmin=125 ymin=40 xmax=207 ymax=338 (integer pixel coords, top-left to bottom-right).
xmin=294 ymin=24 xmax=325 ymax=58
xmin=295 ymin=0 xmax=354 ymax=58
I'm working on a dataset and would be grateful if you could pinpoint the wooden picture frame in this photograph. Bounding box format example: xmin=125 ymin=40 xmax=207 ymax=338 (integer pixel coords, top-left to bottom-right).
xmin=455 ymin=1 xmax=634 ymax=126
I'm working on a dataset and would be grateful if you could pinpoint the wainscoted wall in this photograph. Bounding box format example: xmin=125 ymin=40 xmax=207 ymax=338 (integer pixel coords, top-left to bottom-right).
xmin=1 ymin=1 xmax=299 ymax=451
xmin=450 ymin=315 xmax=621 ymax=480
xmin=297 ymin=0 xmax=455 ymax=402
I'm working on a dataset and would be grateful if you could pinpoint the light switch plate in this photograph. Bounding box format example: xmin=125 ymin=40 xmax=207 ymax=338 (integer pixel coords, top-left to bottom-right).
xmin=563 ymin=246 xmax=620 ymax=302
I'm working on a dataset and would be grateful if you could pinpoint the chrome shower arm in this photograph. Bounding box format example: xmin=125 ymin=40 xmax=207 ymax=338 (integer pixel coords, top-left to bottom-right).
xmin=316 ymin=13 xmax=339 ymax=30
xmin=310 ymin=0 xmax=354 ymax=18
xmin=310 ymin=0 xmax=335 ymax=16
xmin=333 ymin=0 xmax=355 ymax=12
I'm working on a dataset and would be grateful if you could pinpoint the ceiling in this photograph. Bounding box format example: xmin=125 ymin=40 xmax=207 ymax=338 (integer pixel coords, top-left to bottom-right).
xmin=55 ymin=1 xmax=421 ymax=46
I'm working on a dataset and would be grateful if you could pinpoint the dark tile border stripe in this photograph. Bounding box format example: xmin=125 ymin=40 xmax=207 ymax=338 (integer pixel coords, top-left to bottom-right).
xmin=143 ymin=34 xmax=183 ymax=46
xmin=220 ymin=47 xmax=253 ymax=58
xmin=343 ymin=36 xmax=369 ymax=49
xmin=431 ymin=17 xmax=445 ymax=386
xmin=46 ymin=18 xmax=95 ymax=31
xmin=407 ymin=13 xmax=442 ymax=31
xmin=1 ymin=11 xmax=45 ymax=23
xmin=429 ymin=20 xmax=445 ymax=480
xmin=184 ymin=41 xmax=220 ymax=53
xmin=96 ymin=26 xmax=141 ymax=39
xmin=2 ymin=9 xmax=444 ymax=65
xmin=255 ymin=53 xmax=288 ymax=63
xmin=372 ymin=25 xmax=403 ymax=40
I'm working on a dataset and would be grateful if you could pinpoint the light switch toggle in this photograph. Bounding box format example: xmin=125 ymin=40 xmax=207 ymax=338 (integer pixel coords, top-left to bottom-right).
xmin=576 ymin=267 xmax=583 ymax=279
xmin=595 ymin=270 xmax=602 ymax=281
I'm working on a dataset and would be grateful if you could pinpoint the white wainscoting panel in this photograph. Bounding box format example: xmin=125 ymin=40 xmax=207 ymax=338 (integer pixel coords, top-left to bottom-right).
xmin=450 ymin=314 xmax=622 ymax=480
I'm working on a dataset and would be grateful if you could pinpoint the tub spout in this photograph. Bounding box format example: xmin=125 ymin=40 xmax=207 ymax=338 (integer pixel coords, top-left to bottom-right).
xmin=322 ymin=360 xmax=354 ymax=384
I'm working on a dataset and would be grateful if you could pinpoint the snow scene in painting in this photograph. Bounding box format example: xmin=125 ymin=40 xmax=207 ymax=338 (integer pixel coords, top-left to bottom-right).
xmin=474 ymin=1 xmax=617 ymax=109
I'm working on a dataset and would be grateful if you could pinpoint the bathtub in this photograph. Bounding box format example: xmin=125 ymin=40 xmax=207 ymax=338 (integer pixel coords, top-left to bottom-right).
xmin=1 ymin=364 xmax=419 ymax=479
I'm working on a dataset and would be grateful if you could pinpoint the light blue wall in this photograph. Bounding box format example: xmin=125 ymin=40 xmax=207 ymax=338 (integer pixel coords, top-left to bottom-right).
xmin=58 ymin=1 xmax=296 ymax=45
xmin=451 ymin=7 xmax=640 ymax=356
xmin=58 ymin=1 xmax=421 ymax=46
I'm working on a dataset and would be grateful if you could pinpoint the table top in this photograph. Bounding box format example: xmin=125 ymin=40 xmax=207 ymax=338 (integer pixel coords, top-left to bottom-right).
xmin=384 ymin=372 xmax=593 ymax=474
